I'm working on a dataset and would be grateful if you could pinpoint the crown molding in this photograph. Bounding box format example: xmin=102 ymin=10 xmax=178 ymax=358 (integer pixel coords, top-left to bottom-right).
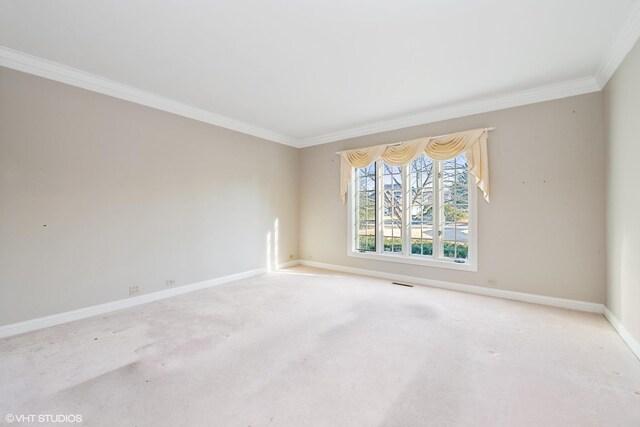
xmin=0 ymin=46 xmax=297 ymax=147
xmin=594 ymin=0 xmax=640 ymax=88
xmin=5 ymin=8 xmax=640 ymax=151
xmin=296 ymin=76 xmax=601 ymax=147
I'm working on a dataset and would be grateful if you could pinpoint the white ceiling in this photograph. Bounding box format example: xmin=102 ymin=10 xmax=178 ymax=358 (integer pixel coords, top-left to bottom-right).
xmin=1 ymin=0 xmax=639 ymax=147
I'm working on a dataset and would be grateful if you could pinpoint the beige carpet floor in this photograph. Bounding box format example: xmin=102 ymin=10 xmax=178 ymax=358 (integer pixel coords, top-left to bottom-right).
xmin=1 ymin=266 xmax=639 ymax=426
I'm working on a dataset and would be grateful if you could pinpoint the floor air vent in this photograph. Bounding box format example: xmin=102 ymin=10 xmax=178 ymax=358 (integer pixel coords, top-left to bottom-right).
xmin=392 ymin=282 xmax=414 ymax=287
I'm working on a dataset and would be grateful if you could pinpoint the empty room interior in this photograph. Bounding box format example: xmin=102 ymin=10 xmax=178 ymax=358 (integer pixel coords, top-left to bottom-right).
xmin=2 ymin=1 xmax=640 ymax=426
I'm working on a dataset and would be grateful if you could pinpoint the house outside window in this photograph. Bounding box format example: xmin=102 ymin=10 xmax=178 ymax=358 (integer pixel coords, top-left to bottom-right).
xmin=349 ymin=153 xmax=477 ymax=271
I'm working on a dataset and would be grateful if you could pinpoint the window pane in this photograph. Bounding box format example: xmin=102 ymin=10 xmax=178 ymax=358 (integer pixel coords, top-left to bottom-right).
xmin=354 ymin=164 xmax=376 ymax=252
xmin=442 ymin=154 xmax=469 ymax=260
xmin=411 ymin=238 xmax=433 ymax=255
xmin=409 ymin=155 xmax=434 ymax=257
xmin=382 ymin=163 xmax=403 ymax=253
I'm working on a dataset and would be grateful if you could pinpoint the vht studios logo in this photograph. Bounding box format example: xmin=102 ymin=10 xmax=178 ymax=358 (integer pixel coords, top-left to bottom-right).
xmin=5 ymin=413 xmax=83 ymax=423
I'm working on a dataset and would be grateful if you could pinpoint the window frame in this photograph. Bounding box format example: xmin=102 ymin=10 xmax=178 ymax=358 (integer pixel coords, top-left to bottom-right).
xmin=347 ymin=158 xmax=478 ymax=272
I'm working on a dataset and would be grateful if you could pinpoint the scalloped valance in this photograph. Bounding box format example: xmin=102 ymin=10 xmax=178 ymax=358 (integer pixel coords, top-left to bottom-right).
xmin=338 ymin=128 xmax=490 ymax=203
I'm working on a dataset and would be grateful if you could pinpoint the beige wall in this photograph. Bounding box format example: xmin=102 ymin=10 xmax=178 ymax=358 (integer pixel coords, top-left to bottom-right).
xmin=300 ymin=93 xmax=605 ymax=303
xmin=0 ymin=67 xmax=299 ymax=325
xmin=0 ymin=64 xmax=611 ymax=326
xmin=604 ymin=40 xmax=640 ymax=343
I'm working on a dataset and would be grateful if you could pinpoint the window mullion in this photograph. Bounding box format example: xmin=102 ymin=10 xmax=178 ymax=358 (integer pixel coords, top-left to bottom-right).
xmin=402 ymin=164 xmax=411 ymax=256
xmin=351 ymin=169 xmax=356 ymax=253
xmin=433 ymin=160 xmax=443 ymax=259
xmin=467 ymin=161 xmax=477 ymax=265
xmin=376 ymin=160 xmax=383 ymax=254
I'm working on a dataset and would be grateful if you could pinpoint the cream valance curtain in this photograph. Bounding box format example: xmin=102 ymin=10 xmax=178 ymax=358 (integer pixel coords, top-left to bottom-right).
xmin=339 ymin=128 xmax=490 ymax=203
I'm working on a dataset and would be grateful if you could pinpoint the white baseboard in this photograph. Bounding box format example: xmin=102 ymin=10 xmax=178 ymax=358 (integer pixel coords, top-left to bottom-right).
xmin=7 ymin=259 xmax=639 ymax=362
xmin=276 ymin=260 xmax=301 ymax=269
xmin=0 ymin=266 xmax=283 ymax=339
xmin=603 ymin=307 xmax=640 ymax=360
xmin=298 ymin=260 xmax=604 ymax=313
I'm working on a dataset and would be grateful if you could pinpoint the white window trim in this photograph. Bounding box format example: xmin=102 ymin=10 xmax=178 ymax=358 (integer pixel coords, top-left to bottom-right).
xmin=347 ymin=159 xmax=478 ymax=272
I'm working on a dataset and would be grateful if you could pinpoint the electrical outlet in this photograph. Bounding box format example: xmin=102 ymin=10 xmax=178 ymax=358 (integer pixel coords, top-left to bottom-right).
xmin=166 ymin=279 xmax=175 ymax=287
xmin=129 ymin=285 xmax=140 ymax=296
xmin=488 ymin=279 xmax=497 ymax=285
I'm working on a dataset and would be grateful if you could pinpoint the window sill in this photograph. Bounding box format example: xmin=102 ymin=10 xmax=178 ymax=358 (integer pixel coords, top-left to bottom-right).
xmin=347 ymin=250 xmax=477 ymax=272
